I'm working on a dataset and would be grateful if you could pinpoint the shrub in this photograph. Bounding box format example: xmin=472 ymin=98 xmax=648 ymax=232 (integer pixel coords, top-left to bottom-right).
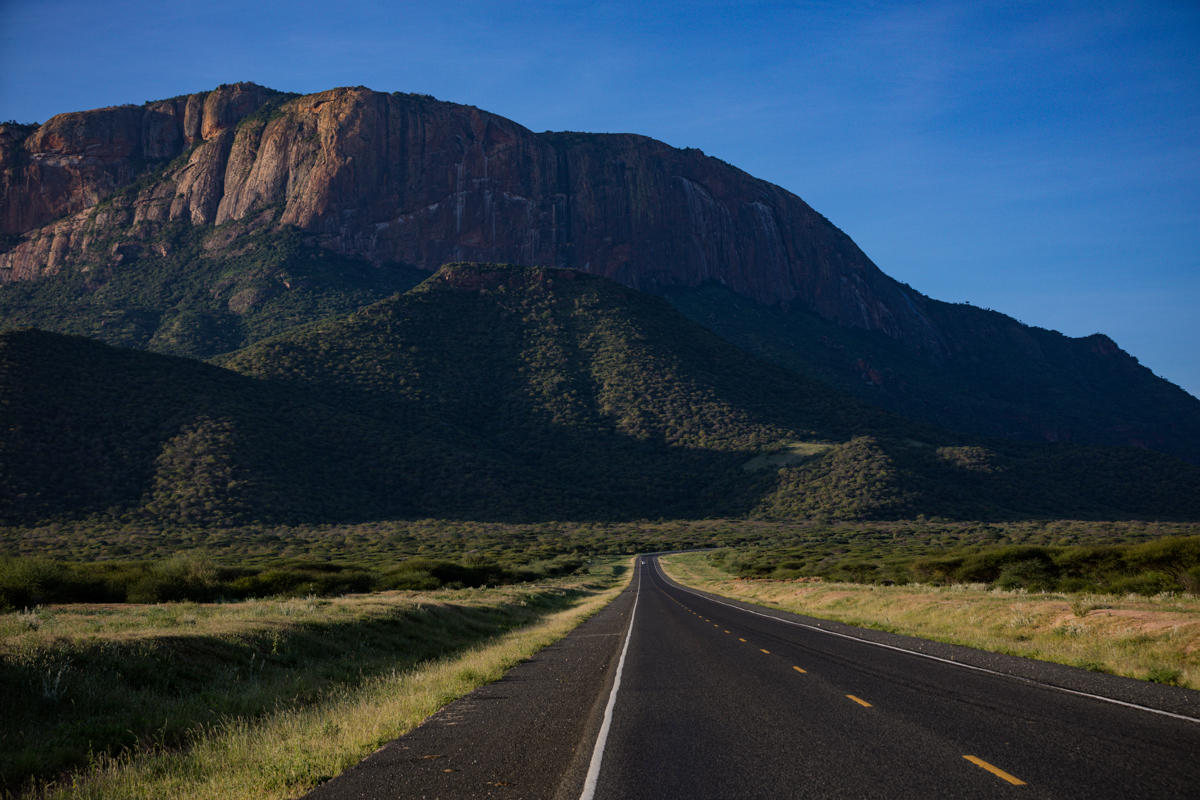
xmin=126 ymin=553 xmax=221 ymax=602
xmin=0 ymin=557 xmax=66 ymax=608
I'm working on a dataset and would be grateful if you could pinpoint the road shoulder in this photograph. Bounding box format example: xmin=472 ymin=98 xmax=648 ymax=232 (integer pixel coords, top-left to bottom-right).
xmin=303 ymin=577 xmax=639 ymax=800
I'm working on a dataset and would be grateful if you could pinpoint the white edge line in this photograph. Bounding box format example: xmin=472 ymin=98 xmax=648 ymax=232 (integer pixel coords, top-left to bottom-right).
xmin=579 ymin=561 xmax=642 ymax=800
xmin=652 ymin=558 xmax=1200 ymax=726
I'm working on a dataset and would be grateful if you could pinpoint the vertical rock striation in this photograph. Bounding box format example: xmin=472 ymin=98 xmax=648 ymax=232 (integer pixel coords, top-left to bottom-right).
xmin=0 ymin=86 xmax=945 ymax=354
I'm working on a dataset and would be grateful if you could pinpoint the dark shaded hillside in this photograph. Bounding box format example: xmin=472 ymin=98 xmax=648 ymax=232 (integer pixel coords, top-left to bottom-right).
xmin=0 ymin=328 xmax=418 ymax=524
xmin=663 ymin=283 xmax=1200 ymax=464
xmin=219 ymin=264 xmax=1200 ymax=523
xmin=0 ymin=324 xmax=766 ymax=525
xmin=3 ymin=264 xmax=1199 ymax=526
xmin=0 ymin=224 xmax=428 ymax=359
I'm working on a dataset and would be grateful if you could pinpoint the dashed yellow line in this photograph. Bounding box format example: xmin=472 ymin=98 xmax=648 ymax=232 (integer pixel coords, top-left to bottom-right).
xmin=760 ymin=649 xmax=771 ymax=654
xmin=846 ymin=695 xmax=872 ymax=707
xmin=793 ymin=666 xmax=807 ymax=673
xmin=963 ymin=756 xmax=1026 ymax=785
xmin=739 ymin=638 xmax=746 ymax=642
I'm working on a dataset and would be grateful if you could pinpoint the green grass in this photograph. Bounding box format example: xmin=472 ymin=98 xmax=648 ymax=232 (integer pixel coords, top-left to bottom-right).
xmin=740 ymin=442 xmax=832 ymax=472
xmin=1 ymin=558 xmax=631 ymax=798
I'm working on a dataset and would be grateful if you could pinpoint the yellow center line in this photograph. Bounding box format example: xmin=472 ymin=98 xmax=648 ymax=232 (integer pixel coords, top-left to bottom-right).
xmin=793 ymin=666 xmax=806 ymax=673
xmin=739 ymin=638 xmax=746 ymax=642
xmin=760 ymin=649 xmax=770 ymax=654
xmin=963 ymin=756 xmax=1026 ymax=786
xmin=724 ymin=630 xmax=730 ymax=633
xmin=846 ymin=695 xmax=872 ymax=707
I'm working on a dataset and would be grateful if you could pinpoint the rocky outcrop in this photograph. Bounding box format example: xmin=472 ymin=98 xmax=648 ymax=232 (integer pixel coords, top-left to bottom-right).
xmin=0 ymin=84 xmax=281 ymax=239
xmin=0 ymin=86 xmax=946 ymax=354
xmin=3 ymin=84 xmax=1198 ymax=463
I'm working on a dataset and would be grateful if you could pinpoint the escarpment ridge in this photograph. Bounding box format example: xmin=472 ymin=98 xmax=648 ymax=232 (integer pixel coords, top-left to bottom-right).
xmin=1 ymin=83 xmax=1198 ymax=463
xmin=0 ymin=83 xmax=941 ymax=351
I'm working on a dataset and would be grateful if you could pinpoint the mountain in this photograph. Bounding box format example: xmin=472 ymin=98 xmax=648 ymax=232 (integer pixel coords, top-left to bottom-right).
xmin=2 ymin=83 xmax=1198 ymax=462
xmin=662 ymin=284 xmax=1200 ymax=465
xmin=2 ymin=263 xmax=1198 ymax=527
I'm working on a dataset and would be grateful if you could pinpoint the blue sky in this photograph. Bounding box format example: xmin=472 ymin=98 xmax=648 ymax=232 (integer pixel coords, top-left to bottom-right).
xmin=2 ymin=0 xmax=1197 ymax=398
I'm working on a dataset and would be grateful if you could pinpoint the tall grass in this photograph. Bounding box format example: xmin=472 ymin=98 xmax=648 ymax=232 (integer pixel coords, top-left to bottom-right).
xmin=1 ymin=559 xmax=631 ymax=799
xmin=660 ymin=553 xmax=1199 ymax=688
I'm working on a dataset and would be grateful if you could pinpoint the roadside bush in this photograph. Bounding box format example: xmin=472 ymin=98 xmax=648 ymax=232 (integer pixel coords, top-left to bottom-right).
xmin=0 ymin=551 xmax=580 ymax=605
xmin=519 ymin=553 xmax=586 ymax=579
xmin=714 ymin=534 xmax=1200 ymax=595
xmin=1107 ymin=571 xmax=1177 ymax=596
xmin=126 ymin=553 xmax=222 ymax=602
xmin=0 ymin=557 xmax=66 ymax=608
xmin=0 ymin=556 xmax=118 ymax=608
xmin=1179 ymin=565 xmax=1200 ymax=595
xmin=995 ymin=558 xmax=1056 ymax=592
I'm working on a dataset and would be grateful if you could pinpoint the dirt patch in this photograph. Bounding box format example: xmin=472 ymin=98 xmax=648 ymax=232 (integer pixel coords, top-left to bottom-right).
xmin=1082 ymin=608 xmax=1200 ymax=635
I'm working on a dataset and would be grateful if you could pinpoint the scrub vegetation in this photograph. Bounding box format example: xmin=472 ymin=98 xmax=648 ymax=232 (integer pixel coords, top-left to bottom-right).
xmin=4 ymin=264 xmax=1200 ymax=528
xmin=0 ymin=223 xmax=427 ymax=360
xmin=662 ymin=282 xmax=1200 ymax=465
xmin=4 ymin=261 xmax=1200 ymax=794
xmin=660 ymin=552 xmax=1199 ymax=689
xmin=0 ymin=558 xmax=630 ymax=799
xmin=707 ymin=534 xmax=1200 ymax=596
xmin=4 ymin=517 xmax=1196 ymax=585
xmin=0 ymin=550 xmax=587 ymax=607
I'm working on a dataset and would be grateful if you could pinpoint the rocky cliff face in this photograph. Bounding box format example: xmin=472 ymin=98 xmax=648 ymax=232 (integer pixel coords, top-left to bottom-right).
xmin=0 ymin=85 xmax=945 ymax=354
xmin=0 ymin=84 xmax=283 ymax=236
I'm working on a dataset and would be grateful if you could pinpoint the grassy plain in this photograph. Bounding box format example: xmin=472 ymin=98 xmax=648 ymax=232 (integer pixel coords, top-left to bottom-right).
xmin=1 ymin=558 xmax=631 ymax=799
xmin=659 ymin=552 xmax=1199 ymax=688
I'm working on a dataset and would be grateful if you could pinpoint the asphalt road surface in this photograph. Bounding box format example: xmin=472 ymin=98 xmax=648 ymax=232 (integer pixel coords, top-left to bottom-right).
xmin=307 ymin=556 xmax=1200 ymax=799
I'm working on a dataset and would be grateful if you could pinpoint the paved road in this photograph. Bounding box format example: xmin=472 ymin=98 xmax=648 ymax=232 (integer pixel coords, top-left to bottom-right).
xmin=308 ymin=556 xmax=1200 ymax=799
xmin=587 ymin=556 xmax=1200 ymax=799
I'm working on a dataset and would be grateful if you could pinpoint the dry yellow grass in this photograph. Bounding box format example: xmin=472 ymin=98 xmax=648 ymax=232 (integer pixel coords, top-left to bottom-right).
xmin=1 ymin=588 xmax=537 ymax=649
xmin=7 ymin=561 xmax=633 ymax=800
xmin=660 ymin=552 xmax=1200 ymax=688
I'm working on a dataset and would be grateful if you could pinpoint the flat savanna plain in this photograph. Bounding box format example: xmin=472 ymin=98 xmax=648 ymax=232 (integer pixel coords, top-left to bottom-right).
xmin=660 ymin=552 xmax=1200 ymax=688
xmin=4 ymin=517 xmax=1200 ymax=798
xmin=0 ymin=560 xmax=631 ymax=800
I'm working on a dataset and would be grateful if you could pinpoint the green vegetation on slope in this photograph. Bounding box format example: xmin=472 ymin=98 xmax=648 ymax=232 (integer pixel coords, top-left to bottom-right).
xmin=0 ymin=222 xmax=427 ymax=359
xmin=0 ymin=328 xmax=423 ymax=525
xmin=661 ymin=282 xmax=1200 ymax=465
xmin=3 ymin=264 xmax=1200 ymax=526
